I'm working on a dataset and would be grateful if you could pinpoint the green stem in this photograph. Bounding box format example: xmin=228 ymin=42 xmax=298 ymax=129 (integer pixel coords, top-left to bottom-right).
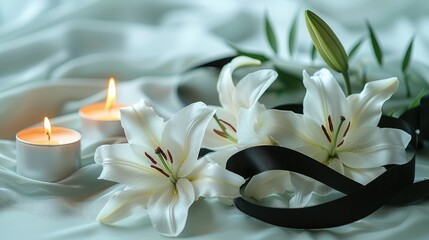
xmin=404 ymin=72 xmax=411 ymax=98
xmin=342 ymin=71 xmax=352 ymax=96
xmin=361 ymin=65 xmax=368 ymax=87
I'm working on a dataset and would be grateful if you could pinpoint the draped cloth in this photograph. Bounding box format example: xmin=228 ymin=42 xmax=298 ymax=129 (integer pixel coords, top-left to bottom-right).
xmin=1 ymin=1 xmax=429 ymax=239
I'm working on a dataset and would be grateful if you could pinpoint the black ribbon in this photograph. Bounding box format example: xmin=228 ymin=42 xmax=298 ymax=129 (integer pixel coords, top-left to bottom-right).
xmin=225 ymin=104 xmax=429 ymax=228
xmin=192 ymin=56 xmax=429 ymax=228
xmin=189 ymin=56 xmax=235 ymax=70
xmin=400 ymin=95 xmax=429 ymax=146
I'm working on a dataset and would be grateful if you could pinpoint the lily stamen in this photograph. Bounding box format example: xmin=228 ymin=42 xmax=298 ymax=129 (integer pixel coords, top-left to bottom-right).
xmin=155 ymin=147 xmax=177 ymax=182
xmin=327 ymin=116 xmax=347 ymax=158
xmin=214 ymin=129 xmax=227 ymax=138
xmin=321 ymin=125 xmax=331 ymax=142
xmin=145 ymin=152 xmax=157 ymax=164
xmin=151 ymin=165 xmax=170 ymax=178
xmin=332 ymin=116 xmax=346 ymax=146
xmin=219 ymin=119 xmax=237 ymax=132
xmin=328 ymin=115 xmax=334 ymax=132
xmin=336 ymin=119 xmax=350 ymax=148
xmin=343 ymin=121 xmax=351 ymax=138
xmin=167 ymin=149 xmax=174 ymax=163
xmin=213 ymin=114 xmax=238 ymax=143
xmin=155 ymin=147 xmax=168 ymax=161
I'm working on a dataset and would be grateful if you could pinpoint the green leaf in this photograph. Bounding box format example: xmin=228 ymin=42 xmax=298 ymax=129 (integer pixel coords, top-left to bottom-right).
xmin=304 ymin=10 xmax=348 ymax=73
xmin=401 ymin=38 xmax=414 ymax=72
xmin=361 ymin=65 xmax=368 ymax=85
xmin=226 ymin=42 xmax=269 ymax=62
xmin=367 ymin=22 xmax=383 ymax=66
xmin=288 ymin=13 xmax=299 ymax=57
xmin=265 ymin=13 xmax=278 ymax=54
xmin=348 ymin=37 xmax=364 ymax=60
xmin=408 ymin=88 xmax=426 ymax=109
xmin=310 ymin=44 xmax=317 ymax=61
xmin=409 ymin=71 xmax=429 ymax=88
xmin=268 ymin=66 xmax=304 ymax=93
xmin=274 ymin=66 xmax=303 ymax=85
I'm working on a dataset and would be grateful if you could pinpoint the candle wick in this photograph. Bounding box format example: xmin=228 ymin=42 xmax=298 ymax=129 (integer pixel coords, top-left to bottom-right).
xmin=47 ymin=132 xmax=51 ymax=141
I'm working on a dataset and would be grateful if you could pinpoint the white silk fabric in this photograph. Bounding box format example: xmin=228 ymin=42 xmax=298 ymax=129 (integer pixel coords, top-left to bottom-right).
xmin=1 ymin=0 xmax=429 ymax=239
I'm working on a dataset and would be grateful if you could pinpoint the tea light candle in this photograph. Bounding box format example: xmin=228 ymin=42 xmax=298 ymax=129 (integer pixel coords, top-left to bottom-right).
xmin=79 ymin=77 xmax=126 ymax=143
xmin=16 ymin=117 xmax=81 ymax=182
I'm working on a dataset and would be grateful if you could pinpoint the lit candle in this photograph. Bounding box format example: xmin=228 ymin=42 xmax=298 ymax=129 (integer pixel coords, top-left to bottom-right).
xmin=79 ymin=77 xmax=126 ymax=143
xmin=16 ymin=117 xmax=81 ymax=182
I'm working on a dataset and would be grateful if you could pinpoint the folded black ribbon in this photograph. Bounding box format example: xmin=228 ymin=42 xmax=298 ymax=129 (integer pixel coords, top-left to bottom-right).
xmin=191 ymin=56 xmax=429 ymax=228
xmin=226 ymin=104 xmax=429 ymax=228
xmin=400 ymin=95 xmax=429 ymax=146
xmin=189 ymin=56 xmax=235 ymax=70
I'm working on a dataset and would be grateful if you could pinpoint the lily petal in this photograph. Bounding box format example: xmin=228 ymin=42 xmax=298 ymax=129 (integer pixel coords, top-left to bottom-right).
xmin=95 ymin=144 xmax=168 ymax=185
xmin=347 ymin=78 xmax=399 ymax=129
xmin=120 ymin=100 xmax=164 ymax=150
xmin=289 ymin=173 xmax=332 ymax=208
xmin=258 ymin=109 xmax=328 ymax=162
xmin=245 ymin=170 xmax=292 ymax=200
xmin=218 ymin=56 xmax=261 ymax=112
xmin=188 ymin=157 xmax=244 ymax=199
xmin=303 ymin=69 xmax=349 ymax=127
xmin=205 ymin=146 xmax=240 ymax=168
xmin=236 ymin=104 xmax=272 ymax=146
xmin=327 ymin=157 xmax=345 ymax=175
xmin=233 ymin=69 xmax=278 ymax=111
xmin=147 ymin=178 xmax=195 ymax=237
xmin=161 ymin=102 xmax=215 ymax=177
xmin=97 ymin=186 xmax=152 ymax=224
xmin=342 ymin=166 xmax=386 ymax=185
xmin=339 ymin=127 xmax=411 ymax=168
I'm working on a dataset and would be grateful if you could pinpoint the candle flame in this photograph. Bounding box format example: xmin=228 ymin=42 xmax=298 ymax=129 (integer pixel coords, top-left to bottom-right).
xmin=44 ymin=117 xmax=52 ymax=141
xmin=105 ymin=77 xmax=116 ymax=111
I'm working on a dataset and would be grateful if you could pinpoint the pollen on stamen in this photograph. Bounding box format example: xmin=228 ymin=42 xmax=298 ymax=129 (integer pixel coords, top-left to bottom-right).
xmin=214 ymin=129 xmax=227 ymax=138
xmin=155 ymin=147 xmax=167 ymax=160
xmin=328 ymin=115 xmax=334 ymax=132
xmin=337 ymin=139 xmax=344 ymax=147
xmin=343 ymin=121 xmax=351 ymax=138
xmin=219 ymin=119 xmax=237 ymax=132
xmin=151 ymin=165 xmax=170 ymax=178
xmin=145 ymin=152 xmax=157 ymax=164
xmin=321 ymin=125 xmax=331 ymax=142
xmin=167 ymin=149 xmax=173 ymax=163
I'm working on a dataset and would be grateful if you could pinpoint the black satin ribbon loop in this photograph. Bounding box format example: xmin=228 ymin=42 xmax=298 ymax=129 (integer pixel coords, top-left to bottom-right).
xmin=188 ymin=56 xmax=235 ymax=71
xmin=226 ymin=104 xmax=424 ymax=229
xmin=191 ymin=57 xmax=429 ymax=228
xmin=419 ymin=95 xmax=429 ymax=140
xmin=400 ymin=95 xmax=429 ymax=143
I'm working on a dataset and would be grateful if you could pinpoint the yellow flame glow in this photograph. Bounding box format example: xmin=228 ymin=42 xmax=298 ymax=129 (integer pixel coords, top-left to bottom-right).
xmin=44 ymin=117 xmax=52 ymax=141
xmin=105 ymin=77 xmax=116 ymax=110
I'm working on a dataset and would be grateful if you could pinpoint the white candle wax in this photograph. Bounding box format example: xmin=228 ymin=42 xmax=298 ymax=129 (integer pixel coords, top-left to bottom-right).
xmin=16 ymin=127 xmax=81 ymax=182
xmin=79 ymin=103 xmax=126 ymax=144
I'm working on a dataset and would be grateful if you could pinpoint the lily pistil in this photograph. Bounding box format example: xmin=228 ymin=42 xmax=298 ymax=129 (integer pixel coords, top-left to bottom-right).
xmin=321 ymin=115 xmax=351 ymax=163
xmin=145 ymin=146 xmax=177 ymax=181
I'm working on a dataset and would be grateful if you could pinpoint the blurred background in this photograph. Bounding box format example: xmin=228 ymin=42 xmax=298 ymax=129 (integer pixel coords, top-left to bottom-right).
xmin=0 ymin=0 xmax=428 ymax=138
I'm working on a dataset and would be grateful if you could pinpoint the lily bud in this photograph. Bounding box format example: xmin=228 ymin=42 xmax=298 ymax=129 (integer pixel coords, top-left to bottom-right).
xmin=305 ymin=10 xmax=349 ymax=73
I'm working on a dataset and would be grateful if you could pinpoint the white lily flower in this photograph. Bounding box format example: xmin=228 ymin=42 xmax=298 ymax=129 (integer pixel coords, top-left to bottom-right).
xmin=250 ymin=68 xmax=411 ymax=207
xmin=94 ymin=100 xmax=244 ymax=237
xmin=202 ymin=56 xmax=278 ymax=165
